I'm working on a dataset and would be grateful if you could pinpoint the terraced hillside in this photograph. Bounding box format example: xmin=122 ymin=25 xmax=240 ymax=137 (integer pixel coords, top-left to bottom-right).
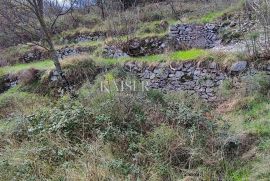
xmin=0 ymin=0 xmax=269 ymax=180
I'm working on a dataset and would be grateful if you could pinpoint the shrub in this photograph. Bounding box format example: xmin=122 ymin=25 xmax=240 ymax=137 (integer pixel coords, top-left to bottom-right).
xmin=58 ymin=55 xmax=98 ymax=88
xmin=1 ymin=44 xmax=31 ymax=65
xmin=27 ymin=99 xmax=94 ymax=142
xmin=241 ymin=72 xmax=270 ymax=96
xmin=17 ymin=68 xmax=40 ymax=86
xmin=147 ymin=89 xmax=165 ymax=105
xmin=26 ymin=55 xmax=99 ymax=97
xmin=165 ymin=102 xmax=211 ymax=129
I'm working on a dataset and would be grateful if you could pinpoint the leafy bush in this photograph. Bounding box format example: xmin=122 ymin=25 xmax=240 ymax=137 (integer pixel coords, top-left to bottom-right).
xmin=241 ymin=72 xmax=270 ymax=96
xmin=61 ymin=55 xmax=98 ymax=86
xmin=147 ymin=89 xmax=165 ymax=105
xmin=27 ymin=99 xmax=94 ymax=141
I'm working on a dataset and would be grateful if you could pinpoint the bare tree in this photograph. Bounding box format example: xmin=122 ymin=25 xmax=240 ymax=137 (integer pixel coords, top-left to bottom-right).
xmin=0 ymin=0 xmax=77 ymax=94
xmin=250 ymin=0 xmax=270 ymax=53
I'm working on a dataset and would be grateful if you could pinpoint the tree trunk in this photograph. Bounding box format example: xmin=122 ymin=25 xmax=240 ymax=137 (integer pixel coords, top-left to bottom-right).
xmin=34 ymin=1 xmax=74 ymax=95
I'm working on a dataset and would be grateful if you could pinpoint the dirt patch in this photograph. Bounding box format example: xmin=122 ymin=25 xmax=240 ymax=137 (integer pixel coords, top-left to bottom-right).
xmin=216 ymin=98 xmax=241 ymax=114
xmin=223 ymin=133 xmax=258 ymax=159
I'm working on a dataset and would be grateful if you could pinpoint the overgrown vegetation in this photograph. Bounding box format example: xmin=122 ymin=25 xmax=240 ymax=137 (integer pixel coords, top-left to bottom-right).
xmin=0 ymin=0 xmax=269 ymax=180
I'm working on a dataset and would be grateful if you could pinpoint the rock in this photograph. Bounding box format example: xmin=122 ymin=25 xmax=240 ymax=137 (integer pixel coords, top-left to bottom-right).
xmin=204 ymin=80 xmax=214 ymax=87
xmin=206 ymin=88 xmax=213 ymax=93
xmin=150 ymin=73 xmax=156 ymax=79
xmin=170 ymin=23 xmax=219 ymax=49
xmin=266 ymin=65 xmax=270 ymax=72
xmin=122 ymin=61 xmax=260 ymax=102
xmin=201 ymin=94 xmax=209 ymax=99
xmin=175 ymin=71 xmax=184 ymax=78
xmin=103 ymin=45 xmax=129 ymax=59
xmin=154 ymin=68 xmax=161 ymax=74
xmin=169 ymin=74 xmax=175 ymax=78
xmin=230 ymin=61 xmax=247 ymax=74
xmin=209 ymin=62 xmax=217 ymax=69
xmin=143 ymin=71 xmax=150 ymax=79
xmin=230 ymin=21 xmax=237 ymax=27
xmin=125 ymin=62 xmax=135 ymax=71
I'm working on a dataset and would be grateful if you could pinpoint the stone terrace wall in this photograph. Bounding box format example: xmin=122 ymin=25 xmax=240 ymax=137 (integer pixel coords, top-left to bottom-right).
xmin=124 ymin=61 xmax=270 ymax=101
xmin=103 ymin=23 xmax=219 ymax=59
xmin=123 ymin=37 xmax=166 ymax=57
xmin=0 ymin=74 xmax=18 ymax=94
xmin=64 ymin=31 xmax=106 ymax=43
xmin=170 ymin=24 xmax=219 ymax=49
xmin=124 ymin=61 xmax=225 ymax=101
xmin=19 ymin=46 xmax=96 ymax=63
xmin=103 ymin=36 xmax=166 ymax=58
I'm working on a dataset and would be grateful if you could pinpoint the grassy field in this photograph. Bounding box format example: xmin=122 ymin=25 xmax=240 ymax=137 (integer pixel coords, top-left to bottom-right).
xmin=0 ymin=60 xmax=54 ymax=75
xmin=0 ymin=49 xmax=208 ymax=76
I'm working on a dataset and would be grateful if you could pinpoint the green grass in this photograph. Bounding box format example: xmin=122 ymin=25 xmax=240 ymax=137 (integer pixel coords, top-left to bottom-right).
xmin=243 ymin=99 xmax=270 ymax=136
xmin=56 ymin=40 xmax=103 ymax=50
xmin=200 ymin=11 xmax=225 ymax=23
xmin=170 ymin=49 xmax=207 ymax=61
xmin=94 ymin=49 xmax=207 ymax=65
xmin=0 ymin=87 xmax=51 ymax=119
xmin=0 ymin=60 xmax=54 ymax=75
xmin=1 ymin=44 xmax=32 ymax=65
xmin=221 ymin=95 xmax=270 ymax=180
xmin=189 ymin=1 xmax=244 ymax=24
xmin=0 ymin=49 xmax=208 ymax=76
xmin=226 ymin=96 xmax=270 ymax=136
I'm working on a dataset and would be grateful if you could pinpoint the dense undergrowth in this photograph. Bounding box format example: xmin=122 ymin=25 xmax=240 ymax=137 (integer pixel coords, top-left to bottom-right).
xmin=0 ymin=64 xmax=269 ymax=180
xmin=0 ymin=0 xmax=270 ymax=180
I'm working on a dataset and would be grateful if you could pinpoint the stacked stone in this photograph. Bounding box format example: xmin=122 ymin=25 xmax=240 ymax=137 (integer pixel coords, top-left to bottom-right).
xmin=19 ymin=46 xmax=95 ymax=63
xmin=56 ymin=46 xmax=95 ymax=59
xmin=65 ymin=32 xmax=106 ymax=43
xmin=123 ymin=37 xmax=166 ymax=57
xmin=124 ymin=61 xmax=225 ymax=101
xmin=57 ymin=47 xmax=78 ymax=59
xmin=19 ymin=49 xmax=45 ymax=63
xmin=170 ymin=24 xmax=219 ymax=49
xmin=102 ymin=45 xmax=129 ymax=59
xmin=0 ymin=74 xmax=18 ymax=94
xmin=75 ymin=34 xmax=105 ymax=42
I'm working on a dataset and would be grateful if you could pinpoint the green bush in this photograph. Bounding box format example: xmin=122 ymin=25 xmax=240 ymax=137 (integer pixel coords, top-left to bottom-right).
xmin=241 ymin=72 xmax=270 ymax=96
xmin=27 ymin=99 xmax=94 ymax=141
xmin=147 ymin=89 xmax=165 ymax=105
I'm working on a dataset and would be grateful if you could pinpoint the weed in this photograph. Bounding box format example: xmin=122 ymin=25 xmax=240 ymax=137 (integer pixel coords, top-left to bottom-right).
xmin=170 ymin=49 xmax=207 ymax=61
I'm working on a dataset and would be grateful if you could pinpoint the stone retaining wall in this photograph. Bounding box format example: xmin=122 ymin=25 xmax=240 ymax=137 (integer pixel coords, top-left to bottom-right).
xmin=103 ymin=23 xmax=219 ymax=59
xmin=0 ymin=75 xmax=17 ymax=94
xmin=123 ymin=37 xmax=166 ymax=56
xmin=19 ymin=46 xmax=96 ymax=63
xmin=169 ymin=24 xmax=219 ymax=49
xmin=103 ymin=36 xmax=166 ymax=58
xmin=64 ymin=31 xmax=106 ymax=43
xmin=124 ymin=61 xmax=270 ymax=101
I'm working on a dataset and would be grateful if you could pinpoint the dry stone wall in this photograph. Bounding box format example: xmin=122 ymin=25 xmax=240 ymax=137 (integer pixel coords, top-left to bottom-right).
xmin=0 ymin=75 xmax=18 ymax=94
xmin=169 ymin=24 xmax=219 ymax=49
xmin=124 ymin=61 xmax=270 ymax=101
xmin=19 ymin=46 xmax=96 ymax=63
xmin=124 ymin=61 xmax=225 ymax=101
xmin=63 ymin=31 xmax=106 ymax=43
xmin=123 ymin=37 xmax=166 ymax=56
xmin=103 ymin=36 xmax=166 ymax=58
xmin=103 ymin=24 xmax=219 ymax=59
